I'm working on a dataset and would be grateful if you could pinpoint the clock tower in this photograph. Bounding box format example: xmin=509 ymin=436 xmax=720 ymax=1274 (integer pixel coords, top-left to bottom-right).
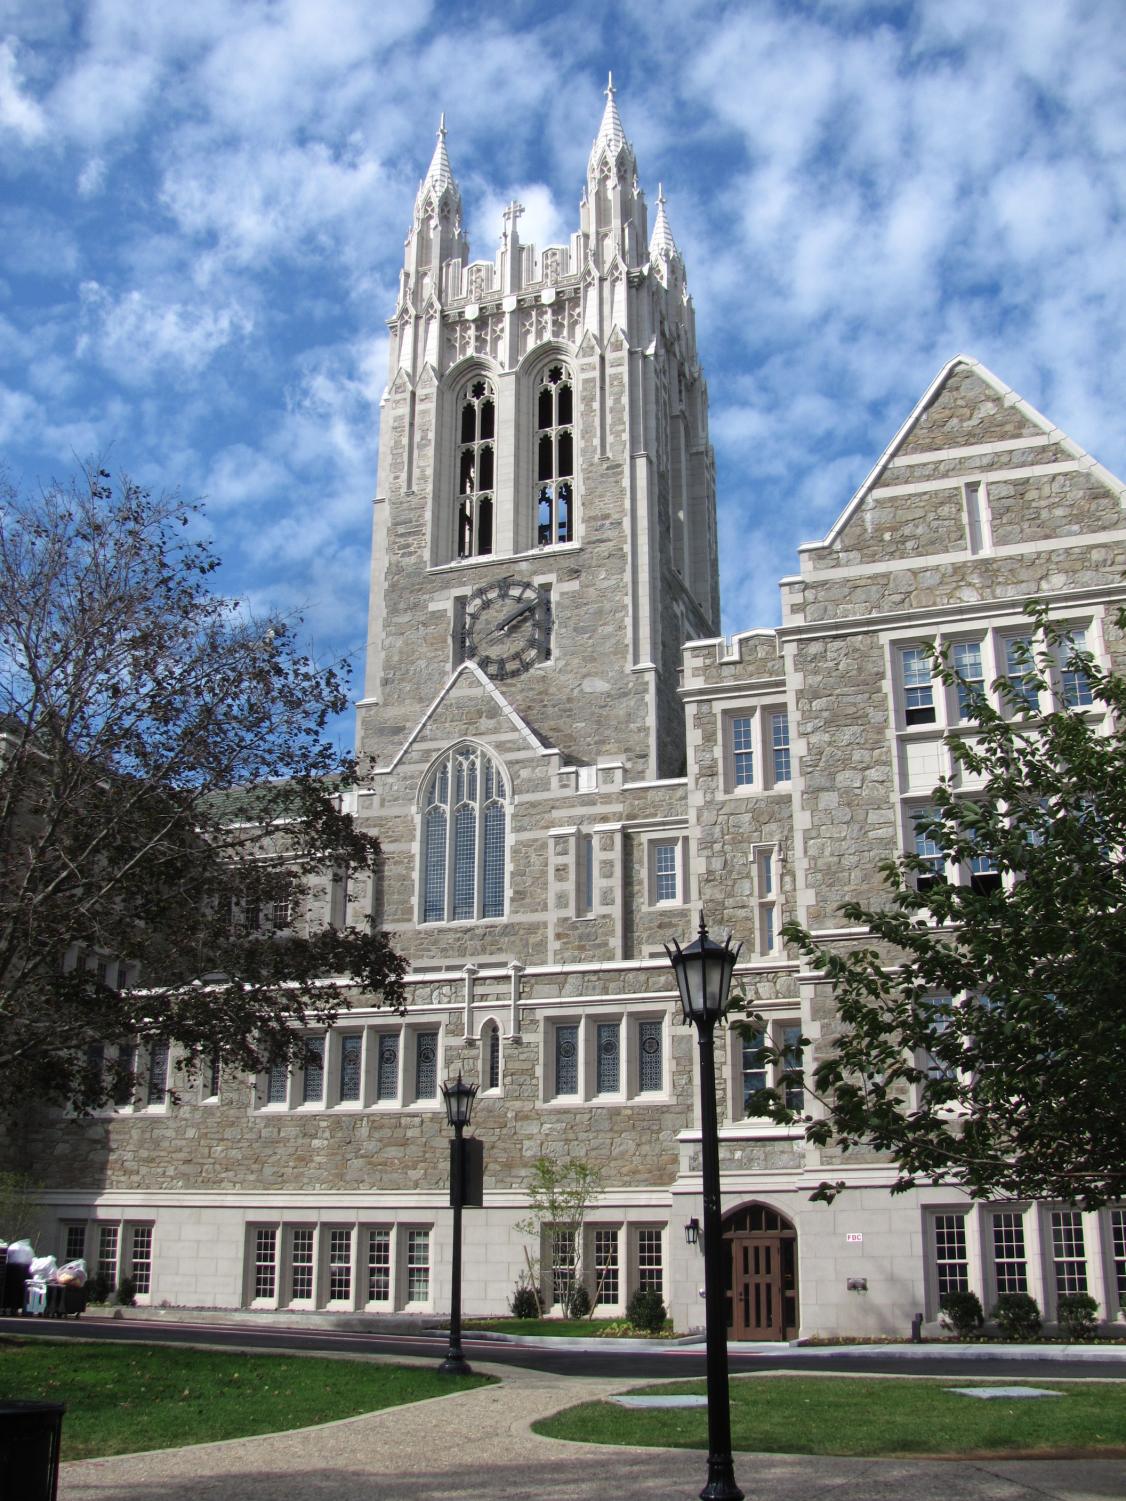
xmin=358 ymin=83 xmax=719 ymax=782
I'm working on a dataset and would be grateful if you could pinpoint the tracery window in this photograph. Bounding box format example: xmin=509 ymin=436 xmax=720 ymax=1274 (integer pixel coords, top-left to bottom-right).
xmin=535 ymin=364 xmax=574 ymax=546
xmin=457 ymin=377 xmax=496 ymax=558
xmin=421 ymin=745 xmax=507 ymax=922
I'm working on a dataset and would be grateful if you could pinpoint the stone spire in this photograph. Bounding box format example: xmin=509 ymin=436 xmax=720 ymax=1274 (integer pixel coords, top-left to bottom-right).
xmin=588 ymin=72 xmax=629 ymax=176
xmin=649 ymin=184 xmax=679 ymax=259
xmin=415 ymin=113 xmax=458 ymax=216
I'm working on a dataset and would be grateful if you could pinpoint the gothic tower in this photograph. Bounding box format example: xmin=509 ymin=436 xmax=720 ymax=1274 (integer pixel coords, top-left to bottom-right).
xmin=358 ymin=82 xmax=719 ymax=782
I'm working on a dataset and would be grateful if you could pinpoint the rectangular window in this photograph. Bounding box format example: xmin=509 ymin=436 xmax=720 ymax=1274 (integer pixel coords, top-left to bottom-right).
xmin=555 ymin=1024 xmax=579 ymax=1097
xmin=780 ymin=1024 xmax=804 ymax=1110
xmin=901 ymin=646 xmax=936 ymax=725
xmin=596 ymin=1021 xmax=620 ymax=1094
xmin=114 ymin=1044 xmax=136 ymax=1108
xmin=97 ymin=1225 xmax=119 ymax=1283
xmin=1004 ymin=636 xmax=1039 ymax=713
xmin=254 ymin=1228 xmax=277 ymax=1300
xmin=146 ymin=1041 xmax=169 ymax=1106
xmin=302 ymin=1037 xmax=325 ymax=1105
xmin=551 ymin=1229 xmax=576 ymax=1307
xmin=377 ymin=1034 xmax=399 ymax=1102
xmin=912 ymin=808 xmax=945 ymax=890
xmin=367 ymin=1229 xmax=391 ymax=1303
xmin=637 ymin=1229 xmax=663 ymax=1296
xmin=594 ymin=1228 xmax=619 ymax=1305
xmin=1050 ymin=1209 xmax=1087 ymax=1295
xmin=771 ymin=713 xmax=791 ymax=784
xmin=266 ymin=1059 xmax=288 ymax=1105
xmin=64 ymin=1225 xmax=86 ymax=1262
xmin=271 ymin=893 xmax=292 ymax=929
xmin=578 ymin=832 xmax=594 ymax=915
xmin=414 ymin=1031 xmax=438 ymax=1100
xmin=339 ymin=1035 xmax=362 ymax=1103
xmin=406 ymin=1229 xmax=430 ymax=1303
xmin=130 ymin=1226 xmax=153 ymax=1296
xmin=486 ymin=1025 xmax=501 ymax=1090
xmin=991 ymin=1211 xmax=1028 ymax=1295
xmin=730 ymin=714 xmax=754 ymax=786
xmin=327 ymin=1228 xmax=352 ymax=1302
xmin=207 ymin=1051 xmax=221 ymax=1100
xmin=951 ymin=641 xmax=984 ymax=720
xmin=1057 ymin=628 xmax=1093 ymax=707
xmin=1111 ymin=1209 xmax=1126 ymax=1308
xmin=934 ymin=1213 xmax=969 ymax=1296
xmin=964 ymin=479 xmax=986 ymax=555
xmin=637 ymin=1019 xmax=663 ymax=1094
xmin=290 ymin=1228 xmax=314 ymax=1301
xmin=741 ymin=1029 xmax=768 ymax=1114
xmin=653 ymin=843 xmax=678 ymax=903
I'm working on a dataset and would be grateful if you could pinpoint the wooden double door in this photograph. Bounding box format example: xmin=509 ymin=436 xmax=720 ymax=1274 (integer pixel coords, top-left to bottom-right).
xmin=724 ymin=1206 xmax=799 ymax=1341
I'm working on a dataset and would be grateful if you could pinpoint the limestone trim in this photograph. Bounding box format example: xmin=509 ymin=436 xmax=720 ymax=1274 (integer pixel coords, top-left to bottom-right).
xmin=888 ymin=433 xmax=1057 ymax=467
xmin=800 ymin=353 xmax=1126 ymax=556
xmin=866 ymin=459 xmax=1094 ymax=500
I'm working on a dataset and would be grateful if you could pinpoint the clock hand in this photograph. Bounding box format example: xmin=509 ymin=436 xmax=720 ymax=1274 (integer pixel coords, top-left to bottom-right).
xmin=494 ymin=599 xmax=536 ymax=633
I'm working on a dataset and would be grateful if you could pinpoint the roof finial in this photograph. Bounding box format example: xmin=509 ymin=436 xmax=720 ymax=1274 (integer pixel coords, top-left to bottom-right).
xmin=606 ymin=70 xmax=615 ymax=98
xmin=438 ymin=112 xmax=446 ymax=141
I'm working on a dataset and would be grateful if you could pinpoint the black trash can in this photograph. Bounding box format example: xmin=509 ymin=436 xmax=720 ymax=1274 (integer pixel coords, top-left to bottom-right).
xmin=0 ymin=1400 xmax=66 ymax=1501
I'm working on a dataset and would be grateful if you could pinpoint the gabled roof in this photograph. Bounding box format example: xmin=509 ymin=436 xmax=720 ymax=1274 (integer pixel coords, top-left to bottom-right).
xmin=802 ymin=354 xmax=1126 ymax=554
xmin=371 ymin=661 xmax=557 ymax=779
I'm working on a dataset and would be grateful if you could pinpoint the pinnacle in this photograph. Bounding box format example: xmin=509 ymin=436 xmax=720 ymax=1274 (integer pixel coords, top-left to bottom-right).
xmin=417 ymin=112 xmax=457 ymax=209
xmin=650 ymin=182 xmax=679 ymax=259
xmin=588 ymin=70 xmax=629 ymax=175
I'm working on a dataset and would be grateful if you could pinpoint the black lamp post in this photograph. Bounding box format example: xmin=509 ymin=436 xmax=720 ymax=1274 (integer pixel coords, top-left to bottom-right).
xmin=666 ymin=914 xmax=744 ymax=1501
xmin=439 ymin=1070 xmax=477 ymax=1376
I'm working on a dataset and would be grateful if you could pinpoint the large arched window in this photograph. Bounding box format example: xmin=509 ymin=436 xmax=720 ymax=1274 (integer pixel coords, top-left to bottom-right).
xmin=421 ymin=745 xmax=507 ymax=922
xmin=535 ymin=363 xmax=574 ymax=546
xmin=457 ymin=377 xmax=496 ymax=558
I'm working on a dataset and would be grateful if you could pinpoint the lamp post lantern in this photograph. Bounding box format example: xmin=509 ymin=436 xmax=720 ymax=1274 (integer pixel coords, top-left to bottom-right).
xmin=666 ymin=914 xmax=744 ymax=1501
xmin=439 ymin=1071 xmax=478 ymax=1376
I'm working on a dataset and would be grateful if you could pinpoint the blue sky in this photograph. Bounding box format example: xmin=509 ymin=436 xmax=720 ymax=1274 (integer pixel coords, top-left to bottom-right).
xmin=2 ymin=1 xmax=1125 ymax=752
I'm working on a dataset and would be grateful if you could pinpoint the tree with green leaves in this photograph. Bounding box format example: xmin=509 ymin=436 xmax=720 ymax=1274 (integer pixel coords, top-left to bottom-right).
xmin=743 ymin=607 xmax=1126 ymax=1208
xmin=514 ymin=1156 xmax=603 ymax=1315
xmin=0 ymin=466 xmax=406 ymax=1114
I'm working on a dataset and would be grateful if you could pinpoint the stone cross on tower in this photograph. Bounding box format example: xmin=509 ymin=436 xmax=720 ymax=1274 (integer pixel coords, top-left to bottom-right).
xmin=502 ymin=200 xmax=525 ymax=240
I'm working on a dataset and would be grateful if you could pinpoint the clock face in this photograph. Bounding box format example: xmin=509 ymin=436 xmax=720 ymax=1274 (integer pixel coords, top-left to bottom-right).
xmin=464 ymin=578 xmax=549 ymax=680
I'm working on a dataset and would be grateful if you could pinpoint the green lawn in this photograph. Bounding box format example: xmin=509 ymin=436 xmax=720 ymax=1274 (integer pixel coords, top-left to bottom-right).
xmin=0 ymin=1338 xmax=492 ymax=1461
xmin=534 ymin=1375 xmax=1126 ymax=1458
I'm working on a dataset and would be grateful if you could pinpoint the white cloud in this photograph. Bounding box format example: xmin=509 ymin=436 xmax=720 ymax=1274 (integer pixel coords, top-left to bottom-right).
xmin=76 ymin=282 xmax=254 ymax=381
xmin=0 ymin=36 xmax=46 ymax=141
xmin=77 ymin=156 xmax=106 ymax=198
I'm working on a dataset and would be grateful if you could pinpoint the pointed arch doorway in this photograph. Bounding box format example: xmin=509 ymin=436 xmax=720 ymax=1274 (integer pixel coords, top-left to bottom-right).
xmin=723 ymin=1203 xmax=799 ymax=1341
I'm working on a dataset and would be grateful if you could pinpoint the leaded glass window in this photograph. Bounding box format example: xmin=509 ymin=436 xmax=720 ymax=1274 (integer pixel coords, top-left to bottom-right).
xmin=457 ymin=377 xmax=495 ymax=558
xmin=377 ymin=1034 xmax=399 ymax=1102
xmin=638 ymin=1020 xmax=662 ymax=1093
xmin=596 ymin=1021 xmax=620 ymax=1095
xmin=421 ymin=745 xmax=507 ymax=922
xmin=146 ymin=1040 xmax=168 ymax=1106
xmin=415 ymin=1031 xmax=438 ymax=1100
xmin=266 ymin=1059 xmax=288 ymax=1105
xmin=535 ymin=364 xmax=574 ymax=546
xmin=339 ymin=1035 xmax=362 ymax=1103
xmin=486 ymin=1023 xmax=501 ymax=1090
xmin=555 ymin=1024 xmax=579 ymax=1097
xmin=302 ymin=1037 xmax=325 ymax=1104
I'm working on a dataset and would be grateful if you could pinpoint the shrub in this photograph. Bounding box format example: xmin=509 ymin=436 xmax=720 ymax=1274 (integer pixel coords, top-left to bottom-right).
xmin=939 ymin=1288 xmax=984 ymax=1338
xmin=566 ymin=1282 xmax=592 ymax=1319
xmin=992 ymin=1292 xmax=1042 ymax=1341
xmin=1057 ymin=1292 xmax=1099 ymax=1340
xmin=86 ymin=1271 xmax=114 ymax=1305
xmin=114 ymin=1276 xmax=137 ymax=1308
xmin=626 ymin=1287 xmax=667 ymax=1334
xmin=509 ymin=1280 xmax=540 ymax=1319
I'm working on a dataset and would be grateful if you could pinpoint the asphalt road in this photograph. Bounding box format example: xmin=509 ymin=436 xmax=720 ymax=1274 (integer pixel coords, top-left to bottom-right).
xmin=4 ymin=1313 xmax=1124 ymax=1381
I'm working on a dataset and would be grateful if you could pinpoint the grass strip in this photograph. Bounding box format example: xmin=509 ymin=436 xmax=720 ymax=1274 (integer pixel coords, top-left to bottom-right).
xmin=0 ymin=1337 xmax=492 ymax=1461
xmin=534 ymin=1375 xmax=1126 ymax=1458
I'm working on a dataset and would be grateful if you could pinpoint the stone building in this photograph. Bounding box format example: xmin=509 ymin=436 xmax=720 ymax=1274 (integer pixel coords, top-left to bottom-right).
xmin=32 ymin=90 xmax=1126 ymax=1338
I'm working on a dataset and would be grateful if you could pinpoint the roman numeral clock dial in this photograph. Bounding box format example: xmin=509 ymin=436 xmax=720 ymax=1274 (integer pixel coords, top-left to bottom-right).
xmin=463 ymin=578 xmax=550 ymax=680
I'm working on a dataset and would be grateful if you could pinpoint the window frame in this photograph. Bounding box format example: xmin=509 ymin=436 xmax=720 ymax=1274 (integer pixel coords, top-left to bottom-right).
xmin=644 ymin=833 xmax=689 ymax=909
xmin=720 ymin=705 xmax=793 ymax=794
xmin=418 ymin=742 xmax=510 ymax=926
xmin=734 ymin=1016 xmax=805 ymax=1124
xmin=544 ymin=1012 xmax=669 ymax=1106
xmin=532 ymin=360 xmax=576 ymax=551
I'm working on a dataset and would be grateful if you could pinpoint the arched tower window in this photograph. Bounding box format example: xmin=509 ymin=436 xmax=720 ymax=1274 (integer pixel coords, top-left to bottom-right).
xmin=535 ymin=364 xmax=574 ymax=546
xmin=457 ymin=377 xmax=496 ymax=558
xmin=421 ymin=745 xmax=507 ymax=922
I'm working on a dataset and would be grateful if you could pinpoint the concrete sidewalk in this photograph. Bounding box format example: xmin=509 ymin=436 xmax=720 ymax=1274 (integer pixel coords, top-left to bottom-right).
xmin=59 ymin=1359 xmax=1126 ymax=1501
